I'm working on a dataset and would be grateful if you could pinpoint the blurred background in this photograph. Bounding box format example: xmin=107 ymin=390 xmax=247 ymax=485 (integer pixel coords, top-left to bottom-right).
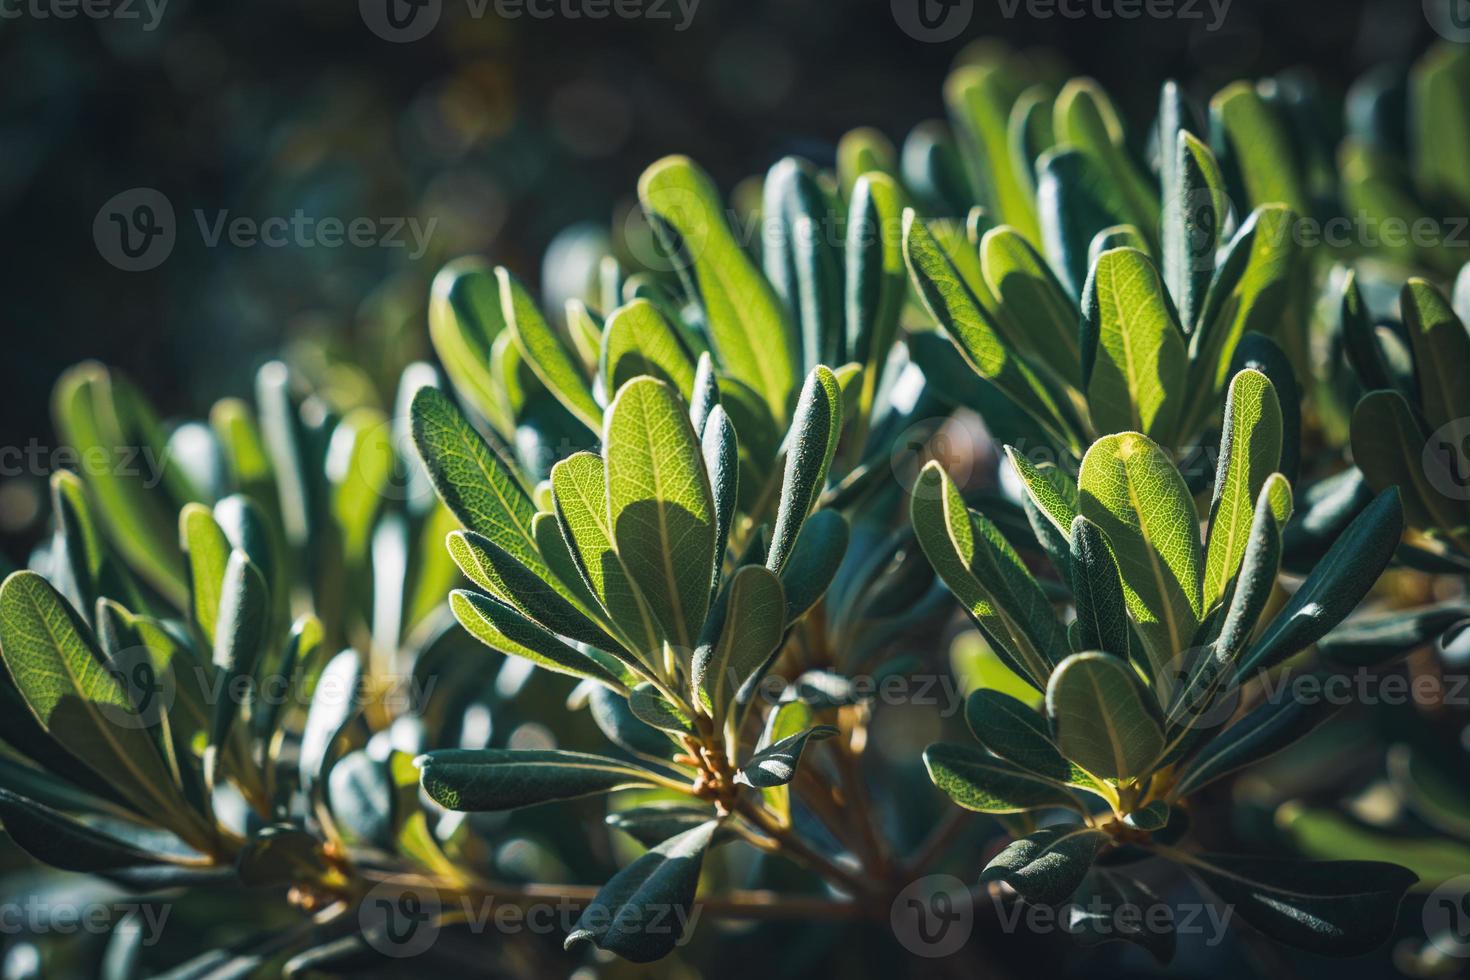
xmin=0 ymin=0 xmax=1444 ymax=560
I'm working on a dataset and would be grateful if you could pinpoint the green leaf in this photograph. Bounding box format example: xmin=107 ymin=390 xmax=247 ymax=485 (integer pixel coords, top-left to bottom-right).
xmin=701 ymin=406 xmax=738 ymax=597
xmin=836 ymin=126 xmax=898 ymax=194
xmin=1351 ymin=389 xmax=1457 ymax=537
xmin=628 ymin=683 xmax=694 ymax=735
xmin=446 ymin=530 xmax=622 ymax=653
xmin=767 ymin=367 xmax=842 ymax=574
xmin=640 ymin=156 xmax=796 ymax=420
xmin=551 ymin=452 xmax=663 ymax=663
xmin=903 ymin=212 xmax=1081 ymax=454
xmin=1005 ymin=447 xmax=1079 ymax=539
xmin=980 ymin=225 xmax=1083 ymax=387
xmin=1078 ymin=433 xmax=1203 ymax=676
xmin=1402 ymin=277 xmax=1470 ymax=431
xmin=326 ymin=750 xmax=394 ymax=849
xmin=1046 ymin=651 xmax=1163 ymax=781
xmin=499 ymin=267 xmax=601 ymax=432
xmin=1171 ymin=851 xmax=1413 ymax=956
xmin=298 ymin=650 xmax=362 ymax=794
xmin=428 ymin=258 xmax=515 ymax=438
xmin=0 ymin=572 xmax=190 ymax=830
xmin=1174 ymin=691 xmax=1336 ymax=798
xmin=779 ymin=509 xmax=849 ymax=625
xmin=604 ymin=377 xmax=717 ymax=649
xmin=911 ymin=462 xmax=1066 ymax=688
xmin=689 ymin=352 xmax=719 ymax=434
xmin=1055 ymin=78 xmax=1159 ymax=239
xmin=450 ymin=589 xmax=626 ymax=690
xmin=981 ymin=824 xmax=1110 ymax=905
xmin=1239 ymin=487 xmax=1403 ymax=676
xmin=1071 ymin=868 xmax=1175 ymax=962
xmin=1318 ymin=604 xmax=1470 ymax=668
xmin=1081 ymin=247 xmax=1187 ymax=444
xmin=0 ymin=789 xmax=192 ymax=873
xmin=419 ymin=748 xmax=663 ymax=812
xmin=603 ymin=298 xmax=696 ymax=400
xmin=764 ymin=157 xmax=843 ymax=372
xmin=1209 ymin=82 xmax=1308 ymax=213
xmin=1202 ymin=370 xmax=1283 ymax=610
xmin=923 ymin=742 xmax=1083 ymax=814
xmin=1183 ymin=205 xmax=1299 ymax=432
xmin=1276 ymin=802 xmax=1470 ymax=890
xmin=1036 ymin=148 xmax=1129 ymax=301
xmin=945 ymin=64 xmax=1040 ymax=241
xmin=180 ymin=504 xmax=231 ymax=645
xmin=964 ymin=689 xmax=1085 ymax=786
xmin=410 ymin=387 xmax=545 ymax=579
xmin=205 ymin=551 xmax=268 ymax=791
xmin=1162 ymin=131 xmax=1228 ymax=333
xmin=327 ymin=407 xmax=392 ymax=563
xmin=844 ymin=173 xmax=909 ymax=411
xmin=692 ymin=565 xmax=785 ymax=717
xmin=1069 ymin=516 xmax=1132 ymax=662
xmin=735 ymin=725 xmax=836 ymax=788
xmin=566 ymin=820 xmax=717 ymax=963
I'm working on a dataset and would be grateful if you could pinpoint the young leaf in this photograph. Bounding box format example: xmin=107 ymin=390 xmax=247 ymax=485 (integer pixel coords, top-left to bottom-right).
xmin=1402 ymin=277 xmax=1470 ymax=431
xmin=735 ymin=725 xmax=837 ymax=788
xmin=418 ymin=748 xmax=663 ymax=812
xmin=204 ymin=551 xmax=268 ymax=793
xmin=1174 ymin=691 xmax=1337 ymax=798
xmin=692 ymin=566 xmax=785 ymax=717
xmin=410 ymin=387 xmax=545 ymax=578
xmin=964 ymin=689 xmax=1074 ymax=784
xmin=603 ymin=298 xmax=696 ymax=400
xmin=1078 ymin=433 xmax=1203 ymax=675
xmin=701 ymin=406 xmax=738 ymax=597
xmin=428 ymin=259 xmax=515 ymax=438
xmin=604 ymin=377 xmax=716 ymax=649
xmin=1046 ymin=651 xmax=1163 ymax=781
xmin=298 ymin=650 xmax=363 ymax=794
xmin=498 ymin=267 xmax=601 ymax=432
xmin=981 ymin=824 xmax=1110 ymax=905
xmin=778 ymin=509 xmax=849 ymax=625
xmin=1202 ymin=370 xmax=1283 ymax=610
xmin=845 ymin=172 xmax=908 ymax=406
xmin=566 ymin=820 xmax=718 ymax=963
xmin=767 ymin=367 xmax=842 ymax=574
xmin=628 ymin=683 xmax=694 ymax=735
xmin=980 ymin=226 xmax=1083 ymax=386
xmin=1162 ymin=131 xmax=1228 ymax=333
xmin=640 ymin=156 xmax=796 ymax=420
xmin=0 ymin=572 xmax=190 ymax=829
xmin=449 ymin=590 xmax=626 ymax=691
xmin=180 ymin=503 xmax=231 ymax=644
xmin=904 ymin=211 xmax=1081 ymax=454
xmin=1210 ymin=82 xmax=1308 ymax=213
xmin=924 ymin=742 xmax=1084 ymax=814
xmin=1069 ymin=516 xmax=1132 ymax=662
xmin=1081 ymin=248 xmax=1187 ymax=443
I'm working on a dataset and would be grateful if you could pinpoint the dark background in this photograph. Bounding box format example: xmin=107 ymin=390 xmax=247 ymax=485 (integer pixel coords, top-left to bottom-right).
xmin=0 ymin=0 xmax=1442 ymax=561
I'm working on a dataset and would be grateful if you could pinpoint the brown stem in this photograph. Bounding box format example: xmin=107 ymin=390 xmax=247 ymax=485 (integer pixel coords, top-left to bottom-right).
xmin=735 ymin=798 xmax=875 ymax=904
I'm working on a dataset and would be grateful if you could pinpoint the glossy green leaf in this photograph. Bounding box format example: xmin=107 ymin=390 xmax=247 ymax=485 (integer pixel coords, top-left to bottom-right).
xmin=1203 ymin=370 xmax=1283 ymax=610
xmin=767 ymin=367 xmax=842 ymax=574
xmin=945 ymin=64 xmax=1040 ymax=241
xmin=640 ymin=156 xmax=795 ymax=420
xmin=1055 ymin=78 xmax=1159 ymax=237
xmin=981 ymin=225 xmax=1083 ymax=387
xmin=1046 ymin=651 xmax=1163 ymax=781
xmin=605 ymin=377 xmax=716 ymax=650
xmin=845 ymin=173 xmax=908 ymax=411
xmin=701 ymin=406 xmax=738 ymax=597
xmin=450 ymin=589 xmax=626 ymax=690
xmin=419 ymin=748 xmax=663 ymax=812
xmin=499 ymin=267 xmax=601 ymax=431
xmin=692 ymin=565 xmax=784 ymax=718
xmin=1069 ymin=516 xmax=1131 ymax=662
xmin=428 ymin=258 xmax=515 ymax=438
xmin=627 ymin=683 xmax=693 ymax=735
xmin=566 ymin=820 xmax=717 ymax=963
xmin=1210 ymin=82 xmax=1308 ymax=213
xmin=779 ymin=509 xmax=849 ymax=625
xmin=1174 ymin=691 xmax=1336 ymax=798
xmin=204 ymin=551 xmax=268 ymax=793
xmin=982 ymin=824 xmax=1110 ymax=905
xmin=923 ymin=742 xmax=1083 ymax=814
xmin=1078 ymin=433 xmax=1202 ymax=675
xmin=1162 ymin=131 xmax=1228 ymax=333
xmin=604 ymin=298 xmax=696 ymax=400
xmin=1081 ymin=248 xmax=1187 ymax=443
xmin=735 ymin=725 xmax=836 ymax=788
